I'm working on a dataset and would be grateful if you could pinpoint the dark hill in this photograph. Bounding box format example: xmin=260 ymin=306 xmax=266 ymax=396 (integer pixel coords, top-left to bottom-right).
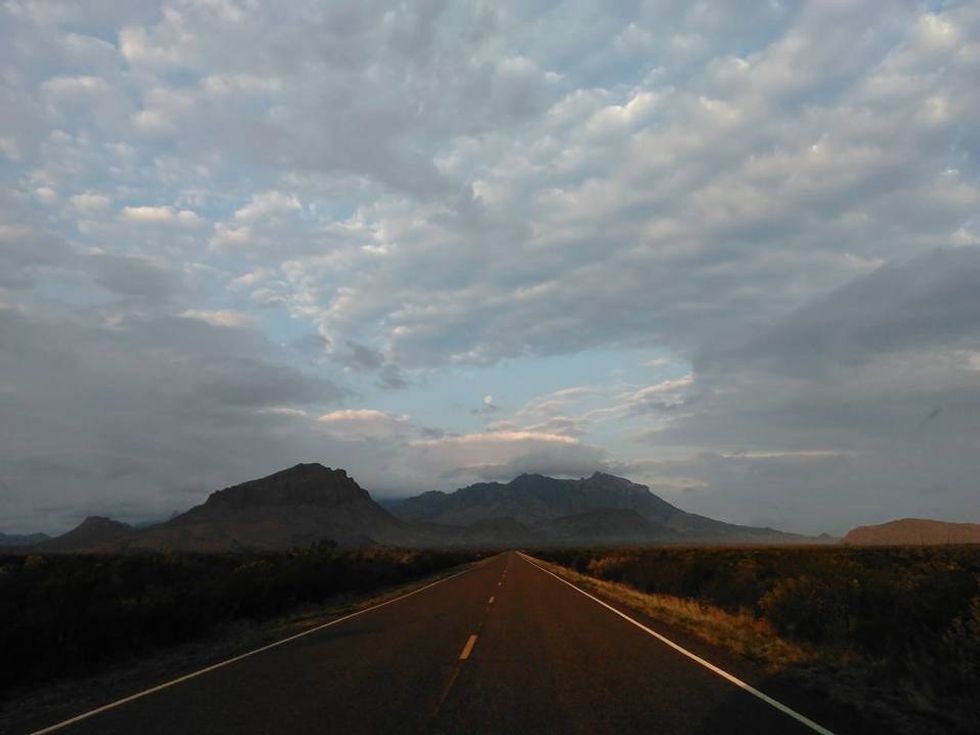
xmin=125 ymin=463 xmax=411 ymax=552
xmin=38 ymin=516 xmax=133 ymax=552
xmin=843 ymin=518 xmax=980 ymax=545
xmin=25 ymin=466 xmax=815 ymax=553
xmin=394 ymin=471 xmax=804 ymax=544
xmin=0 ymin=532 xmax=49 ymax=547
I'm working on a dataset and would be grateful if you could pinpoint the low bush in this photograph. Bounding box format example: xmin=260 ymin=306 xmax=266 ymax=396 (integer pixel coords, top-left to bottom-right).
xmin=0 ymin=546 xmax=482 ymax=693
xmin=533 ymin=544 xmax=980 ymax=698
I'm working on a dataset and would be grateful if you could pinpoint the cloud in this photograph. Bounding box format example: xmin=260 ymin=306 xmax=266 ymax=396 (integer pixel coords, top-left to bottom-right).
xmin=234 ymin=191 xmax=302 ymax=221
xmin=121 ymin=206 xmax=204 ymax=227
xmin=34 ymin=187 xmax=58 ymax=204
xmin=71 ymin=192 xmax=112 ymax=213
xmin=317 ymin=409 xmax=410 ymax=439
xmin=90 ymin=254 xmax=183 ymax=303
xmin=0 ymin=304 xmax=343 ymax=532
xmin=471 ymin=393 xmax=499 ymax=416
xmin=632 ymin=249 xmax=980 ymax=532
xmin=179 ymin=309 xmax=257 ymax=328
xmin=410 ymin=430 xmax=581 ymax=448
xmin=249 ymin=2 xmax=977 ymax=370
xmin=406 ymin=430 xmax=607 ymax=485
xmin=621 ymin=375 xmax=695 ymax=414
xmin=2 ymin=1 xmax=979 ymax=533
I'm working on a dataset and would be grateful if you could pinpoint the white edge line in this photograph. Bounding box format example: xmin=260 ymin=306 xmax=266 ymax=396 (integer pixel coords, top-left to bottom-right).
xmin=29 ymin=562 xmax=483 ymax=735
xmin=517 ymin=552 xmax=835 ymax=735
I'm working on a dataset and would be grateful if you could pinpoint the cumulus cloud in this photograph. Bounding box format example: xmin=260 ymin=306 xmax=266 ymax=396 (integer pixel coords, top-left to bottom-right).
xmin=1 ymin=1 xmax=979 ymax=532
xmin=317 ymin=409 xmax=411 ymax=440
xmin=34 ymin=187 xmax=58 ymax=204
xmin=234 ymin=191 xmax=302 ymax=221
xmin=121 ymin=206 xmax=204 ymax=227
xmin=406 ymin=430 xmax=608 ymax=485
xmin=256 ymin=2 xmax=979 ymax=370
xmin=179 ymin=309 xmax=257 ymax=328
xmin=71 ymin=192 xmax=112 ymax=213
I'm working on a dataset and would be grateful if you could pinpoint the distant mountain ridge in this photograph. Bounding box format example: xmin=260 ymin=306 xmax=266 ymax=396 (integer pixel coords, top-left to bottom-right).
xmin=392 ymin=471 xmax=805 ymax=544
xmin=34 ymin=516 xmax=133 ymax=552
xmin=27 ymin=465 xmax=817 ymax=552
xmin=0 ymin=531 xmax=50 ymax=547
xmin=397 ymin=472 xmax=677 ymax=525
xmin=842 ymin=518 xmax=980 ymax=545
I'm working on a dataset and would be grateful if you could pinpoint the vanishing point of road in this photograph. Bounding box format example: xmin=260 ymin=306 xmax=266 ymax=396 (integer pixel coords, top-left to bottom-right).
xmin=23 ymin=552 xmax=867 ymax=735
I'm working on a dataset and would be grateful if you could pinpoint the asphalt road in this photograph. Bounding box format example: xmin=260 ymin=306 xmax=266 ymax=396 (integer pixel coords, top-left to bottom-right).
xmin=25 ymin=551 xmax=855 ymax=735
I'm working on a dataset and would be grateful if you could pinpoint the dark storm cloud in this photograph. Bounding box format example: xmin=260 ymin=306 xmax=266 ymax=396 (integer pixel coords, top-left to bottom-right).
xmin=637 ymin=249 xmax=980 ymax=532
xmin=0 ymin=305 xmax=343 ymax=531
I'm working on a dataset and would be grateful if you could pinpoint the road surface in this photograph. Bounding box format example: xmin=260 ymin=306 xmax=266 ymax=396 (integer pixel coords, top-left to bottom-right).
xmin=23 ymin=551 xmax=860 ymax=734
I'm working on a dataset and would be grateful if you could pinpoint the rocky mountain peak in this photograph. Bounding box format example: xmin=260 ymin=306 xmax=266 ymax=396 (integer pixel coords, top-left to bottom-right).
xmin=75 ymin=516 xmax=131 ymax=533
xmin=36 ymin=515 xmax=132 ymax=551
xmin=203 ymin=463 xmax=369 ymax=510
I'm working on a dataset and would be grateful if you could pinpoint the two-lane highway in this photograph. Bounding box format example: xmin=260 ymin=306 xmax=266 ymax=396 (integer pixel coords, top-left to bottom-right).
xmin=24 ymin=552 xmax=846 ymax=735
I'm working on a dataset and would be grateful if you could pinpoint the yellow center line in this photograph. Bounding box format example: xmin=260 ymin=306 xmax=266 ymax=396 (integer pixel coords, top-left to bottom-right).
xmin=459 ymin=634 xmax=478 ymax=660
xmin=28 ymin=561 xmax=486 ymax=735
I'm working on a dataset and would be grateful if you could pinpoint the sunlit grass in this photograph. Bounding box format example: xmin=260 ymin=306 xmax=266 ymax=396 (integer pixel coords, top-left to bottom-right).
xmin=532 ymin=556 xmax=812 ymax=670
xmin=532 ymin=546 xmax=980 ymax=734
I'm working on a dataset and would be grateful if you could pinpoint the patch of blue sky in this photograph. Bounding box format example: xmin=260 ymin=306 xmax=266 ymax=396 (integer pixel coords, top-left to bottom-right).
xmin=359 ymin=346 xmax=690 ymax=434
xmin=308 ymin=199 xmax=359 ymax=222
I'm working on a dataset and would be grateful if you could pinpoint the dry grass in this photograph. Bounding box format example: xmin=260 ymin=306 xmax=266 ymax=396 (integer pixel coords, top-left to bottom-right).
xmin=529 ymin=555 xmax=813 ymax=671
xmin=529 ymin=552 xmax=980 ymax=735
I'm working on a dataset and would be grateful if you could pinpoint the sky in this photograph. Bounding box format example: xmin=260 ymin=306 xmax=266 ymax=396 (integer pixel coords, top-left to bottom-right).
xmin=1 ymin=0 xmax=979 ymax=536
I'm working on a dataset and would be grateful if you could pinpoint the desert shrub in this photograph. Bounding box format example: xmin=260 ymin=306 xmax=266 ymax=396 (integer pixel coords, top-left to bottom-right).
xmin=937 ymin=594 xmax=980 ymax=694
xmin=0 ymin=546 xmax=484 ymax=693
xmin=532 ymin=544 xmax=980 ymax=697
xmin=759 ymin=574 xmax=858 ymax=643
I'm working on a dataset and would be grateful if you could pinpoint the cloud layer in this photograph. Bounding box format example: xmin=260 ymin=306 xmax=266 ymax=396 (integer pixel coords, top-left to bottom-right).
xmin=1 ymin=1 xmax=978 ymax=533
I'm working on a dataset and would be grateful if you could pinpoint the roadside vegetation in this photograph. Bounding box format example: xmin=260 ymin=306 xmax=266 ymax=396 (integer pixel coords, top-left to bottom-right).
xmin=531 ymin=545 xmax=980 ymax=733
xmin=0 ymin=545 xmax=483 ymax=695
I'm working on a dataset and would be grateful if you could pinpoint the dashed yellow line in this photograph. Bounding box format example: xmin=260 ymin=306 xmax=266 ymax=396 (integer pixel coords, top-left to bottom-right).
xmin=29 ymin=563 xmax=483 ymax=735
xmin=459 ymin=634 xmax=478 ymax=660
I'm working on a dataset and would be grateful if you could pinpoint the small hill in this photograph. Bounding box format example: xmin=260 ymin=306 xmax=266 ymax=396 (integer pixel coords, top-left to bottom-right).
xmin=125 ymin=463 xmax=410 ymax=552
xmin=843 ymin=518 xmax=980 ymax=545
xmin=0 ymin=532 xmax=50 ymax=547
xmin=38 ymin=517 xmax=133 ymax=552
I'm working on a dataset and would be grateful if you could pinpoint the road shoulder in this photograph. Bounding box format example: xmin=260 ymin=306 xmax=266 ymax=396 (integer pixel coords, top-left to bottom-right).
xmin=0 ymin=557 xmax=489 ymax=735
xmin=520 ymin=553 xmax=896 ymax=735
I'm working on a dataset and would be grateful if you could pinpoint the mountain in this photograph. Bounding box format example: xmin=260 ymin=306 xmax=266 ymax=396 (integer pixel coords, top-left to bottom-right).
xmin=26 ymin=466 xmax=815 ymax=553
xmin=396 ymin=473 xmax=674 ymax=526
xmin=842 ymin=518 xmax=980 ymax=545
xmin=123 ymin=463 xmax=411 ymax=552
xmin=36 ymin=517 xmax=133 ymax=552
xmin=0 ymin=532 xmax=50 ymax=547
xmin=393 ymin=472 xmax=808 ymax=545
